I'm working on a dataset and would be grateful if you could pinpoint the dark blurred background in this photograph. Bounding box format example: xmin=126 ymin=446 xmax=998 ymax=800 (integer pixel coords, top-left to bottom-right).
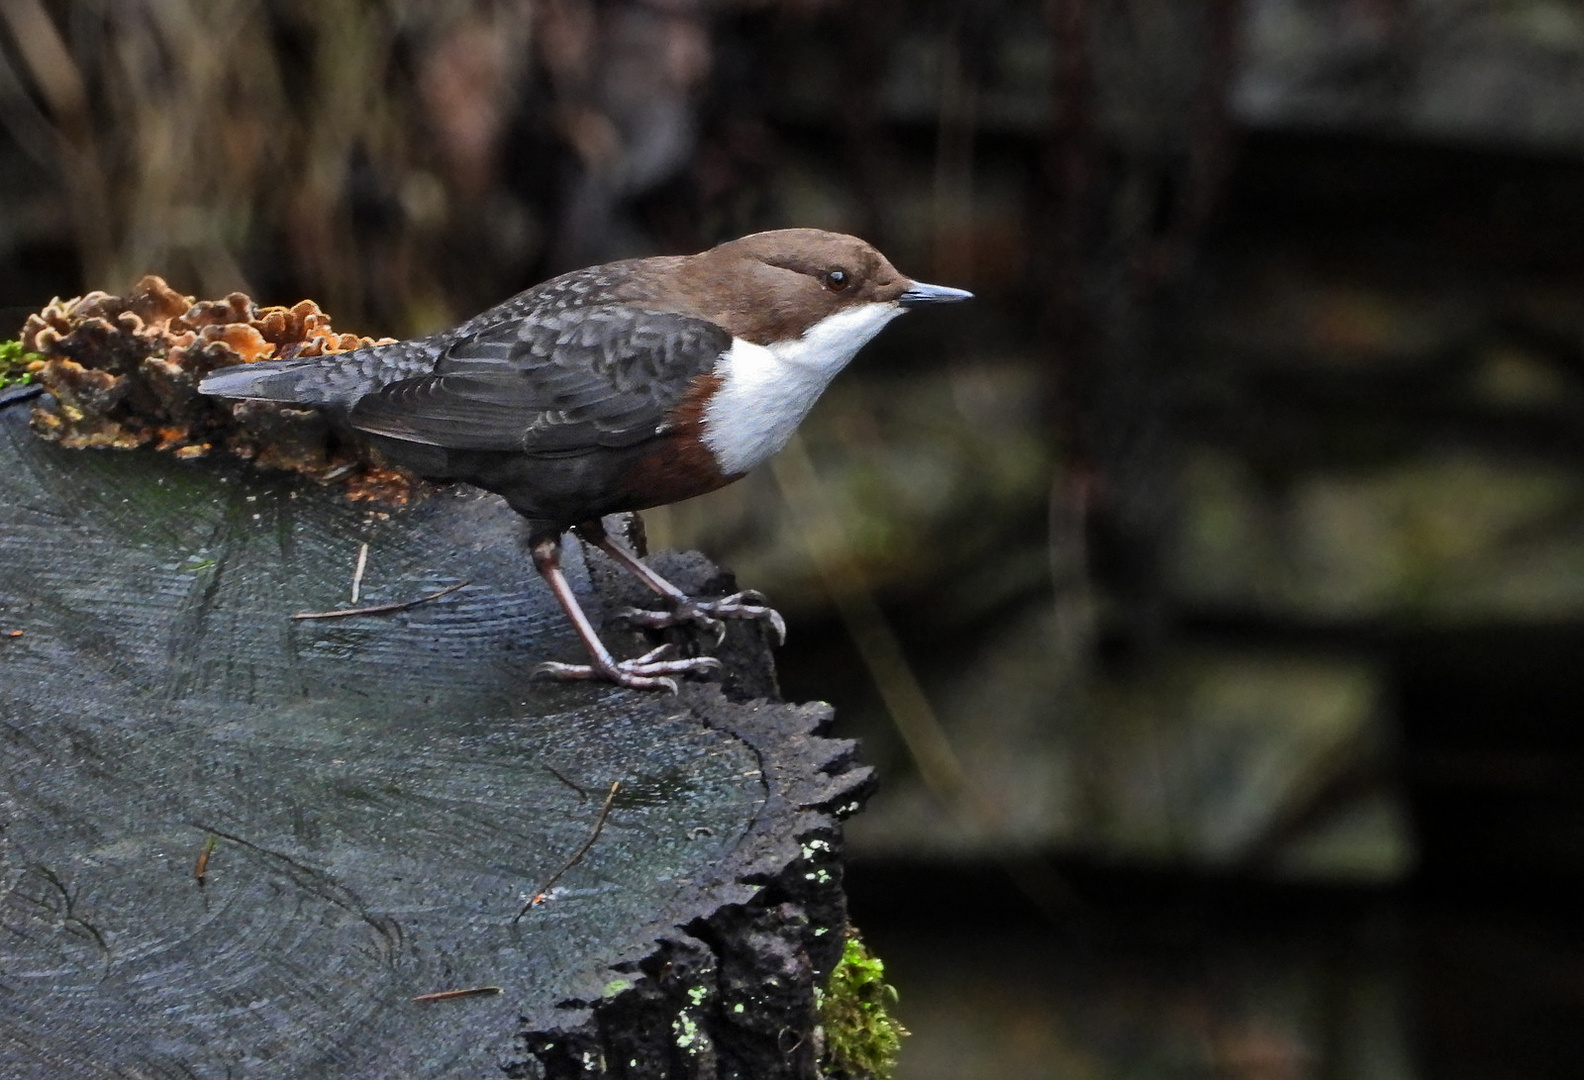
xmin=6 ymin=0 xmax=1584 ymax=1076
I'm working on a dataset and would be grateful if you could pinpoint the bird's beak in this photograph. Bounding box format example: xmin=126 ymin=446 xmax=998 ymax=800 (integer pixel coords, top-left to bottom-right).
xmin=898 ymin=280 xmax=974 ymax=307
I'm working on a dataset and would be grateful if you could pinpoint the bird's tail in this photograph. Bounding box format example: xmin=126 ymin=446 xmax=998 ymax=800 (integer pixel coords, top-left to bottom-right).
xmin=198 ymin=358 xmax=326 ymax=403
xmin=198 ymin=339 xmax=436 ymax=410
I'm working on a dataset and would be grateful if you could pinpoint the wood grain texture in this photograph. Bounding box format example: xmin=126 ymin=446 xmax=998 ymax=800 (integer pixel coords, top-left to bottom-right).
xmin=0 ymin=402 xmax=870 ymax=1078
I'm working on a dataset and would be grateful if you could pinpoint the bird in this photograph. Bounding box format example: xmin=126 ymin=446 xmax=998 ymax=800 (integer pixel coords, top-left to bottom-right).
xmin=198 ymin=228 xmax=972 ymax=691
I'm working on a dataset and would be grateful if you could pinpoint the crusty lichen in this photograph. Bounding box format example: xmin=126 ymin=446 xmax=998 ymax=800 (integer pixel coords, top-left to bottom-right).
xmin=818 ymin=932 xmax=907 ymax=1080
xmin=17 ymin=276 xmax=415 ymax=503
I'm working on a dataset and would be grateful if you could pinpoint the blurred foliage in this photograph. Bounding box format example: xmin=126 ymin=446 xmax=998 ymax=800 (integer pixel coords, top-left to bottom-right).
xmin=0 ymin=0 xmax=838 ymax=334
xmin=0 ymin=0 xmax=542 ymax=330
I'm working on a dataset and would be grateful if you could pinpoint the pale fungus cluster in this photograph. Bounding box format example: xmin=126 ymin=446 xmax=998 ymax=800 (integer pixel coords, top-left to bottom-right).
xmin=17 ymin=276 xmax=416 ymax=503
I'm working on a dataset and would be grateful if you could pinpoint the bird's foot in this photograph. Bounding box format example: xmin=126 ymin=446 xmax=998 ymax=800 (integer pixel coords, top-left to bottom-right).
xmin=531 ymin=644 xmax=723 ymax=694
xmin=614 ymin=590 xmax=787 ymax=646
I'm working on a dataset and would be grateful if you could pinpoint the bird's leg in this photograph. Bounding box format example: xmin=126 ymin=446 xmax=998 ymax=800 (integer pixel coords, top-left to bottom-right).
xmin=528 ymin=534 xmax=722 ymax=693
xmin=572 ymin=519 xmax=787 ymax=646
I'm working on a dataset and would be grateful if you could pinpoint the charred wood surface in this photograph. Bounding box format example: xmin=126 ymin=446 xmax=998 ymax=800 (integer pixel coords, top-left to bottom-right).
xmin=0 ymin=400 xmax=871 ymax=1079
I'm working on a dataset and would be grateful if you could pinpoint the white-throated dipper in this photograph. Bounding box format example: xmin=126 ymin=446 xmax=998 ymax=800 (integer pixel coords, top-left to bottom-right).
xmin=199 ymin=228 xmax=971 ymax=690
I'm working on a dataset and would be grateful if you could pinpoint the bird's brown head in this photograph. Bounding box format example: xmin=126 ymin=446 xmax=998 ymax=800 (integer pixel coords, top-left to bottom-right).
xmin=663 ymin=228 xmax=970 ymax=345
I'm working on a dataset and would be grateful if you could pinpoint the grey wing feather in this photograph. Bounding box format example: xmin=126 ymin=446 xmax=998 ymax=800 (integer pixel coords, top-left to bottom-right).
xmin=347 ymin=307 xmax=730 ymax=455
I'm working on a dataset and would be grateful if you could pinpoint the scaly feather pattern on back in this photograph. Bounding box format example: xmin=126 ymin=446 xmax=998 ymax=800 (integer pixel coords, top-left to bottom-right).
xmin=197 ymin=258 xmax=727 ymax=460
xmin=348 ymin=305 xmax=729 ymax=454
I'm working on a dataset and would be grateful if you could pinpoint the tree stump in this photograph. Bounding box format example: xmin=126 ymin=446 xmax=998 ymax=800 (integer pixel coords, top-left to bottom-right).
xmin=0 ymin=399 xmax=873 ymax=1078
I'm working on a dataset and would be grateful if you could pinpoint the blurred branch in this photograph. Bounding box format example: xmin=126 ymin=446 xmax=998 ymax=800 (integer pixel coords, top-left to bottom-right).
xmin=0 ymin=33 xmax=58 ymax=164
xmin=931 ymin=25 xmax=978 ymax=284
xmin=1042 ymin=0 xmax=1239 ymax=653
xmin=0 ymin=0 xmax=87 ymax=122
xmin=0 ymin=0 xmax=112 ymax=282
xmin=774 ymin=434 xmax=1080 ymax=920
xmin=772 ymin=433 xmax=969 ymax=803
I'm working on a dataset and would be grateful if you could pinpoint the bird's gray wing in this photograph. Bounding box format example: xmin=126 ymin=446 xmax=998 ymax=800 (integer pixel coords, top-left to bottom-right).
xmin=346 ymin=306 xmax=731 ymax=454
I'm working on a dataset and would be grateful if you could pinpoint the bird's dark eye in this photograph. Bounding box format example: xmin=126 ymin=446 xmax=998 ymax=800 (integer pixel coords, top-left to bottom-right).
xmin=824 ymin=269 xmax=849 ymax=291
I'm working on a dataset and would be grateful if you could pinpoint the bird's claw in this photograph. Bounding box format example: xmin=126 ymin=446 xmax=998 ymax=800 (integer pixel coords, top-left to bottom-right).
xmin=736 ymin=598 xmax=788 ymax=646
xmin=614 ymin=591 xmax=787 ymax=646
xmin=531 ymin=643 xmax=723 ymax=693
xmin=615 ymin=605 xmax=727 ymax=645
xmin=704 ymin=591 xmax=786 ymax=645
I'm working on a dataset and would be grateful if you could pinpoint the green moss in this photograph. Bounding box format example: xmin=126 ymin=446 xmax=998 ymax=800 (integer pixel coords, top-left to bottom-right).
xmin=819 ymin=932 xmax=907 ymax=1080
xmin=0 ymin=339 xmax=42 ymax=390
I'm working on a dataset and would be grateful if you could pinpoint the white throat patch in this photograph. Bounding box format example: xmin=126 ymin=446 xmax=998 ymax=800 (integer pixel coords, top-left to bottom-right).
xmin=700 ymin=302 xmax=902 ymax=475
